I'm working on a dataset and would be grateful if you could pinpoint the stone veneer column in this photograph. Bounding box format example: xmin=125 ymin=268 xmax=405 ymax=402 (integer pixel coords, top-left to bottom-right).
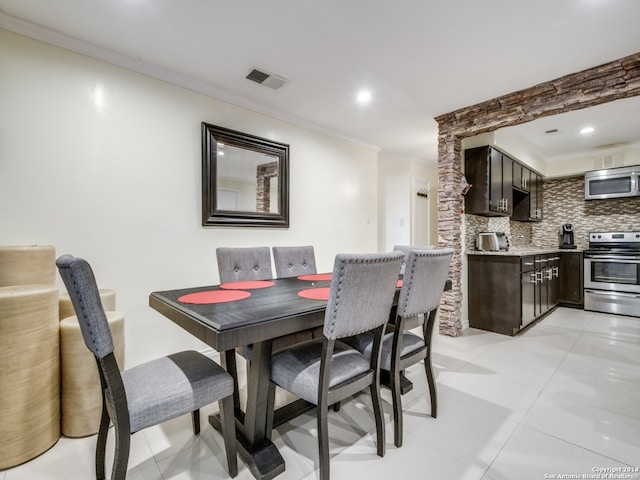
xmin=437 ymin=133 xmax=464 ymax=336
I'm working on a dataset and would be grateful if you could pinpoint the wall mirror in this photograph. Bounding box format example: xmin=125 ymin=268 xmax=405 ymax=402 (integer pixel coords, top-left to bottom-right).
xmin=202 ymin=122 xmax=289 ymax=227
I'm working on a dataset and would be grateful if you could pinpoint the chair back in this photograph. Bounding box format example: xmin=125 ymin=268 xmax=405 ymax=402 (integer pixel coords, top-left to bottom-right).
xmin=393 ymin=244 xmax=435 ymax=274
xmin=397 ymin=248 xmax=453 ymax=320
xmin=323 ymin=252 xmax=403 ymax=340
xmin=56 ymin=255 xmax=114 ymax=360
xmin=216 ymin=247 xmax=273 ymax=283
xmin=272 ymin=245 xmax=317 ymax=278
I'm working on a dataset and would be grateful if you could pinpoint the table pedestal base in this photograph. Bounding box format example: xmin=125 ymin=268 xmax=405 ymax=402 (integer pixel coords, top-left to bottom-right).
xmin=209 ymin=414 xmax=285 ymax=480
xmin=380 ymin=371 xmax=414 ymax=395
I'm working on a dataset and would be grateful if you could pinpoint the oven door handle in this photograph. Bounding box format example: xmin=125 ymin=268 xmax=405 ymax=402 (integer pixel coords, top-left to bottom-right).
xmin=585 ymin=289 xmax=640 ymax=299
xmin=585 ymin=255 xmax=640 ymax=262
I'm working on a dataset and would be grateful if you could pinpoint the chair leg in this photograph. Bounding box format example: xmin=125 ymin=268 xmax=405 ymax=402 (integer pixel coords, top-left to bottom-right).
xmin=424 ymin=357 xmax=437 ymax=418
xmin=95 ymin=398 xmax=110 ymax=480
xmin=110 ymin=419 xmax=130 ymax=480
xmin=317 ymin=400 xmax=330 ymax=480
xmin=370 ymin=383 xmax=386 ymax=457
xmin=219 ymin=395 xmax=238 ymax=478
xmin=390 ymin=368 xmax=403 ymax=448
xmin=191 ymin=409 xmax=201 ymax=435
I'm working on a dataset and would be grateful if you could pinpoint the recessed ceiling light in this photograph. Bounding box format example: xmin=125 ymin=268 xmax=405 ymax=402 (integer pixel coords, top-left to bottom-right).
xmin=580 ymin=126 xmax=595 ymax=135
xmin=356 ymin=90 xmax=372 ymax=104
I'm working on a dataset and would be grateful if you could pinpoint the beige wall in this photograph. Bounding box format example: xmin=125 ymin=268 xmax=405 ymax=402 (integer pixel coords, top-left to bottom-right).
xmin=0 ymin=30 xmax=381 ymax=366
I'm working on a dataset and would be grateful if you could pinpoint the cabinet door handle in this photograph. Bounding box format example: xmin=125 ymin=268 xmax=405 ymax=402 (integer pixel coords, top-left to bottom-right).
xmin=546 ymin=268 xmax=553 ymax=280
xmin=530 ymin=272 xmax=538 ymax=284
xmin=553 ymin=266 xmax=559 ymax=277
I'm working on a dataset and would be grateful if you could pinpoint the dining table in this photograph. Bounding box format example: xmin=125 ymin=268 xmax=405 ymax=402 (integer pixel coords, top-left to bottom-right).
xmin=149 ymin=273 xmax=451 ymax=480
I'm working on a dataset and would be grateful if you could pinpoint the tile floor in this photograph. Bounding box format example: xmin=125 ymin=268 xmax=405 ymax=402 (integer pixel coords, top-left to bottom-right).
xmin=3 ymin=307 xmax=640 ymax=480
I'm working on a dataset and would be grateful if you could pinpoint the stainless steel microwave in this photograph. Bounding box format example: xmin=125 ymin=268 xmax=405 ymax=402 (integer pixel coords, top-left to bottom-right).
xmin=584 ymin=165 xmax=640 ymax=200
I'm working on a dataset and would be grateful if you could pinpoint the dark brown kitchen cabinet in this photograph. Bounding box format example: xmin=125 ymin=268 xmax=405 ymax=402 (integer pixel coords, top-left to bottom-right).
xmin=512 ymin=171 xmax=543 ymax=222
xmin=468 ymin=253 xmax=562 ymax=336
xmin=521 ymin=256 xmax=536 ymax=327
xmin=465 ymin=145 xmax=542 ymax=220
xmin=465 ymin=146 xmax=513 ymax=216
xmin=513 ymin=162 xmax=531 ymax=192
xmin=530 ymin=254 xmax=559 ymax=317
xmin=559 ymin=252 xmax=584 ymax=306
xmin=529 ymin=173 xmax=543 ymax=221
xmin=546 ymin=254 xmax=561 ymax=310
xmin=468 ymin=255 xmax=522 ymax=335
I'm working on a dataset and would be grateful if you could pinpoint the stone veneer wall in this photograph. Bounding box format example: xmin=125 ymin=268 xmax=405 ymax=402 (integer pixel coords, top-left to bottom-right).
xmin=435 ymin=51 xmax=640 ymax=336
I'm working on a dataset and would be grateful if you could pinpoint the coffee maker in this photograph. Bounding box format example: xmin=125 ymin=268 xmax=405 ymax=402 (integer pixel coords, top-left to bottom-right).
xmin=560 ymin=224 xmax=577 ymax=249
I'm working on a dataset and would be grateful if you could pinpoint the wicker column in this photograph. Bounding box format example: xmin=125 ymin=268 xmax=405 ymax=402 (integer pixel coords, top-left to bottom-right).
xmin=0 ymin=285 xmax=60 ymax=469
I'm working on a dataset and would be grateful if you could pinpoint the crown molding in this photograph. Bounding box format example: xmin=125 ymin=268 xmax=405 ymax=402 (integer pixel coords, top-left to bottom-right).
xmin=0 ymin=12 xmax=380 ymax=153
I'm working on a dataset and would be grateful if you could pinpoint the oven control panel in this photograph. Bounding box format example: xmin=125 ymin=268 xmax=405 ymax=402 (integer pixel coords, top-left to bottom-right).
xmin=589 ymin=231 xmax=640 ymax=244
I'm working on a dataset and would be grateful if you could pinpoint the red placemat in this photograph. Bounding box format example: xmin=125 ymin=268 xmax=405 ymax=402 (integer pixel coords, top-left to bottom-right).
xmin=298 ymin=273 xmax=332 ymax=281
xmin=178 ymin=290 xmax=251 ymax=304
xmin=220 ymin=280 xmax=275 ymax=290
xmin=298 ymin=287 xmax=330 ymax=301
xmin=397 ymin=279 xmax=403 ymax=288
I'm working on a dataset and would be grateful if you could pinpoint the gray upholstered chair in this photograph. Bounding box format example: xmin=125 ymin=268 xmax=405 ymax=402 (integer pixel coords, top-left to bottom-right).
xmin=216 ymin=246 xmax=273 ymax=283
xmin=393 ymin=244 xmax=434 ymax=274
xmin=345 ymin=248 xmax=453 ymax=447
xmin=215 ymin=246 xmax=274 ymax=411
xmin=56 ymin=255 xmax=237 ymax=480
xmin=272 ymin=245 xmax=317 ymax=278
xmin=266 ymin=251 xmax=404 ymax=480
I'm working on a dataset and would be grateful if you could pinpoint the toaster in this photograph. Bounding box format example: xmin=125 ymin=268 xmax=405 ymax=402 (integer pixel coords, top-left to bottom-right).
xmin=476 ymin=232 xmax=500 ymax=251
xmin=495 ymin=231 xmax=509 ymax=251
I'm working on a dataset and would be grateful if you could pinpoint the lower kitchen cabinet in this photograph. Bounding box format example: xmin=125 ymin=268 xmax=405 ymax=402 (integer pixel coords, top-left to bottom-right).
xmin=559 ymin=251 xmax=584 ymax=306
xmin=468 ymin=253 xmax=562 ymax=336
xmin=468 ymin=255 xmax=521 ymax=336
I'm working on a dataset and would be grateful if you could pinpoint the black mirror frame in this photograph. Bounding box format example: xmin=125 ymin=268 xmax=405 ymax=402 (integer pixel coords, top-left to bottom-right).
xmin=201 ymin=122 xmax=290 ymax=227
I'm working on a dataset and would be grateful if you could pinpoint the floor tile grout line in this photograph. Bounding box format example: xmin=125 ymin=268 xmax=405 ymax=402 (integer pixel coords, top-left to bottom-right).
xmin=519 ymin=422 xmax=637 ymax=469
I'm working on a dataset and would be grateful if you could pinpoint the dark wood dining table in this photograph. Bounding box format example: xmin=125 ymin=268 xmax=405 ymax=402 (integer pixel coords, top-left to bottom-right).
xmin=149 ymin=276 xmax=332 ymax=480
xmin=149 ymin=275 xmax=451 ymax=480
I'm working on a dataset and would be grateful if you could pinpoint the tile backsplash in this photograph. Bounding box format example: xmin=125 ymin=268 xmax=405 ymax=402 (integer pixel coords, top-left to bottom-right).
xmin=465 ymin=174 xmax=640 ymax=251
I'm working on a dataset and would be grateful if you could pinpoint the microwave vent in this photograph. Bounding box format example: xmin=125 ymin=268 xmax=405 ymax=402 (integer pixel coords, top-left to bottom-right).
xmin=597 ymin=154 xmax=622 ymax=169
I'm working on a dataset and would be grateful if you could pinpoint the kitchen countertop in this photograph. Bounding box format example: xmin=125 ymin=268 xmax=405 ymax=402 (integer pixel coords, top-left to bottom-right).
xmin=466 ymin=247 xmax=585 ymax=256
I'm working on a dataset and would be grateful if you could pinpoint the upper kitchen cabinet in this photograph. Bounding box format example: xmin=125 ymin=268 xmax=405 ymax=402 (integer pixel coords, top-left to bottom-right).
xmin=465 ymin=145 xmax=543 ymax=221
xmin=465 ymin=146 xmax=513 ymax=216
xmin=512 ymin=170 xmax=543 ymax=222
xmin=529 ymin=172 xmax=543 ymax=220
xmin=513 ymin=162 xmax=531 ymax=192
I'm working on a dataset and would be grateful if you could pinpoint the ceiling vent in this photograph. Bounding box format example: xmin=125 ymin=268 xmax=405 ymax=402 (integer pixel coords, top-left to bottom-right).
xmin=245 ymin=68 xmax=288 ymax=90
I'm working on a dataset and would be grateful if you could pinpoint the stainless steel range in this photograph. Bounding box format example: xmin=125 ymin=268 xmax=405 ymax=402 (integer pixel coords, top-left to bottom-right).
xmin=584 ymin=231 xmax=640 ymax=317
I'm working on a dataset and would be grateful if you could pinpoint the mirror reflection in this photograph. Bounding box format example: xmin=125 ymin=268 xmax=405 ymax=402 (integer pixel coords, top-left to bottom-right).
xmin=216 ymin=144 xmax=280 ymax=213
